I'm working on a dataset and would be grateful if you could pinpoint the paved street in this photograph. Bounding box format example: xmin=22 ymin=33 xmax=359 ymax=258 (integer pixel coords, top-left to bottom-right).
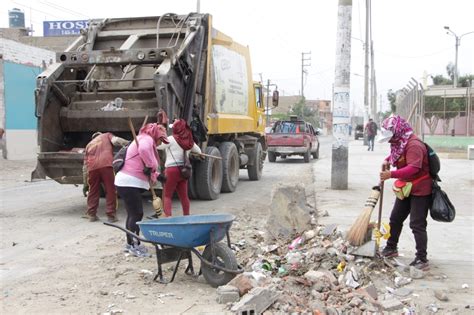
xmin=313 ymin=135 xmax=474 ymax=307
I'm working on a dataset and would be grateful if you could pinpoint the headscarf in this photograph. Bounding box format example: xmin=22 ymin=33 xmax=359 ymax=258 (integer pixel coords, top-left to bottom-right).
xmin=139 ymin=123 xmax=169 ymax=145
xmin=381 ymin=115 xmax=413 ymax=165
xmin=172 ymin=119 xmax=194 ymax=150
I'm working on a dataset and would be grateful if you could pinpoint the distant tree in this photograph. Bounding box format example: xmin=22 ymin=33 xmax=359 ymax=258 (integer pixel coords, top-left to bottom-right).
xmin=289 ymin=97 xmax=319 ymax=126
xmin=423 ymin=65 xmax=471 ymax=134
xmin=387 ymin=89 xmax=397 ymax=113
xmin=458 ymin=74 xmax=474 ymax=87
xmin=424 ymin=96 xmax=463 ymax=135
xmin=446 ymin=62 xmax=455 ymax=81
xmin=431 ymin=74 xmax=451 ymax=85
xmin=424 ymin=96 xmax=443 ymax=135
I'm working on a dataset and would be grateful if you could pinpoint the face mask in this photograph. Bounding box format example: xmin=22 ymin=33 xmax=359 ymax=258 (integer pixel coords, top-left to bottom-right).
xmin=377 ymin=128 xmax=393 ymax=143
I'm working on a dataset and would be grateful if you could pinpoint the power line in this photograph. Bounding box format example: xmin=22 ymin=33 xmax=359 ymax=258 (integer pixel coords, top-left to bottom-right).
xmin=39 ymin=0 xmax=90 ymax=19
xmin=12 ymin=1 xmax=63 ymax=19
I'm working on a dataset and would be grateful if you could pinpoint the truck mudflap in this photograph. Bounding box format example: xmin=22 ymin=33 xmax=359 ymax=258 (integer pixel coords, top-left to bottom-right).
xmin=35 ymin=151 xmax=85 ymax=184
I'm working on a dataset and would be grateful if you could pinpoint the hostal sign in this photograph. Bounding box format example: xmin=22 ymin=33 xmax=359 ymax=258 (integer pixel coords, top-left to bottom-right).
xmin=43 ymin=20 xmax=88 ymax=37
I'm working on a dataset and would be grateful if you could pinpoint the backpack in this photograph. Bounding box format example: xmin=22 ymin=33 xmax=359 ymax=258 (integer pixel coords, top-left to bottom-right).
xmin=112 ymin=145 xmax=129 ymax=173
xmin=417 ymin=140 xmax=441 ymax=181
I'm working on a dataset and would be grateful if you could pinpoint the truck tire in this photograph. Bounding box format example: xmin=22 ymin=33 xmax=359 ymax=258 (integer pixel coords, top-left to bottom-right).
xmin=195 ymin=146 xmax=223 ymax=200
xmin=268 ymin=151 xmax=276 ymax=163
xmin=201 ymin=242 xmax=238 ymax=288
xmin=219 ymin=142 xmax=239 ymax=193
xmin=312 ymin=144 xmax=320 ymax=159
xmin=247 ymin=142 xmax=263 ymax=181
xmin=303 ymin=148 xmax=310 ymax=163
xmin=188 ymin=165 xmax=198 ymax=200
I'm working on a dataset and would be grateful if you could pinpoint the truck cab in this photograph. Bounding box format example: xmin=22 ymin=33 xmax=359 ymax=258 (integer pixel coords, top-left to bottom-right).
xmin=266 ymin=117 xmax=319 ymax=163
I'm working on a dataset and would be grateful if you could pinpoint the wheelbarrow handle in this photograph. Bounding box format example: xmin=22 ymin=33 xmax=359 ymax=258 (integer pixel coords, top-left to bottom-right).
xmin=103 ymin=222 xmax=153 ymax=244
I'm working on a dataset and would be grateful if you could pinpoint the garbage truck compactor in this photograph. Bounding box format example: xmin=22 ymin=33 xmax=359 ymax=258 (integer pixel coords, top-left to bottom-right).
xmin=32 ymin=13 xmax=277 ymax=200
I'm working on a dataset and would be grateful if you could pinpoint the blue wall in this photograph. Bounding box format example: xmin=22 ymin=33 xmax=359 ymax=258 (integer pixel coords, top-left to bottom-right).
xmin=4 ymin=61 xmax=41 ymax=129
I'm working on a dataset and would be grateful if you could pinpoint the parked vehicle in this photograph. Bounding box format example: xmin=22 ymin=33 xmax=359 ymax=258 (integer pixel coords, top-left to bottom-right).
xmin=32 ymin=13 xmax=278 ymax=200
xmin=354 ymin=124 xmax=364 ymax=140
xmin=266 ymin=117 xmax=319 ymax=163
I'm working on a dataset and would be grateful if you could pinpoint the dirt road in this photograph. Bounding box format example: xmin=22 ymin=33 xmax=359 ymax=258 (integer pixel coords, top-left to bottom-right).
xmin=0 ymin=154 xmax=314 ymax=314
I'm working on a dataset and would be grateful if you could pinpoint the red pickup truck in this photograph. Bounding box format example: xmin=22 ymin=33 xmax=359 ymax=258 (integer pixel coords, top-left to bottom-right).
xmin=266 ymin=119 xmax=320 ymax=163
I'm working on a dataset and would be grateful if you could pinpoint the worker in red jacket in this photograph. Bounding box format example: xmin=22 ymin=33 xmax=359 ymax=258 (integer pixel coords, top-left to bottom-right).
xmin=84 ymin=132 xmax=128 ymax=222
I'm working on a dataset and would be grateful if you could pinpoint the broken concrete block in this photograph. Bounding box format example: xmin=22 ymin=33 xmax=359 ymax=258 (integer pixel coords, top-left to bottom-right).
xmin=393 ymin=287 xmax=413 ymax=297
xmin=265 ymin=184 xmax=312 ymax=239
xmin=380 ymin=298 xmax=403 ymax=311
xmin=228 ymin=274 xmax=255 ymax=296
xmin=360 ymin=284 xmax=378 ymax=300
xmin=434 ymin=290 xmax=449 ymax=301
xmin=321 ymin=223 xmax=337 ymax=236
xmin=394 ymin=276 xmax=412 ymax=287
xmin=216 ymin=285 xmax=240 ymax=304
xmin=231 ymin=287 xmax=280 ymax=315
xmin=305 ymin=270 xmax=337 ymax=286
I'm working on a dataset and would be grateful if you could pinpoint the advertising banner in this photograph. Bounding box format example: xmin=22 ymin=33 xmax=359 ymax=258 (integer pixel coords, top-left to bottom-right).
xmin=212 ymin=45 xmax=248 ymax=115
xmin=43 ymin=20 xmax=88 ymax=37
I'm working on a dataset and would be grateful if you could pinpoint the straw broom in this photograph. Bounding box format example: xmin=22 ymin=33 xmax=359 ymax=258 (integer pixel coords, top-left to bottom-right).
xmin=346 ymin=186 xmax=381 ymax=246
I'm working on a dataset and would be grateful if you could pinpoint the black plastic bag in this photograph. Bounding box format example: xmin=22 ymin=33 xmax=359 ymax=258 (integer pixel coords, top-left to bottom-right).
xmin=430 ymin=181 xmax=455 ymax=222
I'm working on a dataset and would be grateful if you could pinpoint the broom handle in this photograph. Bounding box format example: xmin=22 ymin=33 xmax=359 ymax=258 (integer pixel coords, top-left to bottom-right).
xmin=377 ymin=165 xmax=386 ymax=232
xmin=127 ymin=117 xmax=157 ymax=199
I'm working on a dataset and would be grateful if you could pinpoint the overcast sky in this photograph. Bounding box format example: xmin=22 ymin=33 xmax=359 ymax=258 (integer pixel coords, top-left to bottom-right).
xmin=1 ymin=0 xmax=473 ymax=114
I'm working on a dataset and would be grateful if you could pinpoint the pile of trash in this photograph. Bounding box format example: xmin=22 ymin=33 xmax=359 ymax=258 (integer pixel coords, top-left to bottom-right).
xmin=220 ymin=184 xmax=446 ymax=314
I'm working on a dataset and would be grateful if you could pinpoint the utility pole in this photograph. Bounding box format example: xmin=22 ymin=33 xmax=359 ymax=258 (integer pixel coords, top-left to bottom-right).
xmin=370 ymin=39 xmax=377 ymax=123
xmin=266 ymin=79 xmax=277 ymax=126
xmin=301 ymin=52 xmax=311 ymax=98
xmin=363 ymin=0 xmax=370 ymax=145
xmin=196 ymin=0 xmax=200 ymax=13
xmin=444 ymin=26 xmax=474 ymax=88
xmin=331 ymin=0 xmax=352 ymax=190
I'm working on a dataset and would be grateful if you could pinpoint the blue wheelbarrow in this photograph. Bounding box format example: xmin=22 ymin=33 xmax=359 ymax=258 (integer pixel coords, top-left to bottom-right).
xmin=104 ymin=213 xmax=243 ymax=287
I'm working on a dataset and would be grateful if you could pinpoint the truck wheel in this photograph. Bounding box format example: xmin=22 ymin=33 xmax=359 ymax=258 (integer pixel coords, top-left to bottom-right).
xmin=247 ymin=142 xmax=263 ymax=180
xmin=188 ymin=165 xmax=198 ymax=200
xmin=268 ymin=151 xmax=276 ymax=162
xmin=201 ymin=242 xmax=238 ymax=288
xmin=303 ymin=148 xmax=310 ymax=163
xmin=195 ymin=146 xmax=223 ymax=200
xmin=219 ymin=142 xmax=239 ymax=193
xmin=312 ymin=144 xmax=320 ymax=159
xmin=281 ymin=155 xmax=287 ymax=159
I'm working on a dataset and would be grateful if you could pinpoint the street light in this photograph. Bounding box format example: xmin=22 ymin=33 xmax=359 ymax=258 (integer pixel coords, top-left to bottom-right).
xmin=444 ymin=26 xmax=474 ymax=87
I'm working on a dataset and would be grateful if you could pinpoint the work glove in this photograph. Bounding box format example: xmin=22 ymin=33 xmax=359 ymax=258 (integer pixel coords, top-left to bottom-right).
xmin=82 ymin=184 xmax=89 ymax=197
xmin=82 ymin=164 xmax=89 ymax=197
xmin=157 ymin=173 xmax=167 ymax=184
xmin=143 ymin=166 xmax=152 ymax=176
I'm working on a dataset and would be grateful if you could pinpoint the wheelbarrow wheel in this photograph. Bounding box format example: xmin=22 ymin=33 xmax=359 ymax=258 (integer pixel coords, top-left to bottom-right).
xmin=201 ymin=242 xmax=238 ymax=288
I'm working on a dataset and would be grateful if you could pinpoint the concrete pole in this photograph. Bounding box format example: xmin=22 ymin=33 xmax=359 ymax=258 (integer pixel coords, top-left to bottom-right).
xmin=363 ymin=0 xmax=370 ymax=145
xmin=331 ymin=0 xmax=352 ymax=190
xmin=454 ymin=36 xmax=459 ymax=87
xmin=301 ymin=52 xmax=304 ymax=97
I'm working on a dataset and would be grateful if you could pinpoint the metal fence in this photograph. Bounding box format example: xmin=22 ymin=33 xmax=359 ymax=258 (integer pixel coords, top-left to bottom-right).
xmin=396 ymin=78 xmax=473 ymax=138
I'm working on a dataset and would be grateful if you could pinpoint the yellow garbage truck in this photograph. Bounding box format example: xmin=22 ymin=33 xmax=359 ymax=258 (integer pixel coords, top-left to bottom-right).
xmin=32 ymin=13 xmax=278 ymax=200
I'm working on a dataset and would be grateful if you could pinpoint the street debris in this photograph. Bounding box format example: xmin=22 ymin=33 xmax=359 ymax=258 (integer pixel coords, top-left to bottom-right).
xmin=221 ymin=184 xmax=465 ymax=314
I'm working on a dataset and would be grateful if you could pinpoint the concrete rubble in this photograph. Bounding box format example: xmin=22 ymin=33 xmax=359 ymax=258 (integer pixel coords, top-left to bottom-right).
xmin=222 ymin=184 xmax=460 ymax=314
